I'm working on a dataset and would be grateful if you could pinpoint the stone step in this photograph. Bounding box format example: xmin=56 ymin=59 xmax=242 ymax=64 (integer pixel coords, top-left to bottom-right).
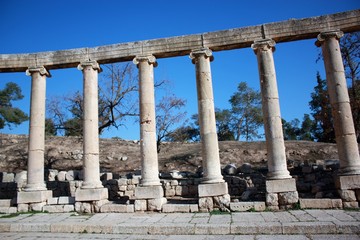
xmin=162 ymin=203 xmax=199 ymax=213
xmin=100 ymin=203 xmax=134 ymax=213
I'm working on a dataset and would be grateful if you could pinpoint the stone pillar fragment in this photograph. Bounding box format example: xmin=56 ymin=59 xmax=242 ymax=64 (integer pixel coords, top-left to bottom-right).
xmin=190 ymin=48 xmax=224 ymax=184
xmin=251 ymin=39 xmax=291 ymax=180
xmin=316 ymin=31 xmax=360 ymax=175
xmin=77 ymin=60 xmax=103 ymax=189
xmin=24 ymin=66 xmax=50 ymax=191
xmin=133 ymin=55 xmax=161 ymax=186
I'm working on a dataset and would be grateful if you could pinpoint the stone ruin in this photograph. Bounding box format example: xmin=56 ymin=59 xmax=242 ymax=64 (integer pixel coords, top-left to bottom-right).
xmin=0 ymin=9 xmax=360 ymax=213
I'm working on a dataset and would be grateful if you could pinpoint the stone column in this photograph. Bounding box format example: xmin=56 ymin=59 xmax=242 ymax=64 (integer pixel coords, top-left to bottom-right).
xmin=77 ymin=60 xmax=103 ymax=189
xmin=316 ymin=31 xmax=360 ymax=176
xmin=133 ymin=55 xmax=165 ymax=212
xmin=316 ymin=31 xmax=360 ymax=208
xmin=24 ymin=66 xmax=50 ymax=191
xmin=252 ymin=40 xmax=297 ymax=210
xmin=16 ymin=67 xmax=52 ymax=211
xmin=190 ymin=48 xmax=224 ymax=184
xmin=133 ymin=55 xmax=161 ymax=186
xmin=75 ymin=61 xmax=108 ymax=213
xmin=190 ymin=48 xmax=229 ymax=212
xmin=251 ymin=39 xmax=291 ymax=180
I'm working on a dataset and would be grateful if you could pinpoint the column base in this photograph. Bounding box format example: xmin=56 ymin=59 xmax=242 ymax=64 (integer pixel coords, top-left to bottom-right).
xmin=335 ymin=175 xmax=360 ymax=208
xmin=267 ymin=170 xmax=291 ymax=180
xmin=24 ymin=183 xmax=47 ymax=192
xmin=140 ymin=179 xmax=161 ymax=186
xmin=134 ymin=185 xmax=166 ymax=212
xmin=17 ymin=190 xmax=52 ymax=204
xmin=81 ymin=181 xmax=104 ymax=189
xmin=265 ymin=178 xmax=298 ymax=209
xmin=198 ymin=182 xmax=230 ymax=212
xmin=339 ymin=166 xmax=360 ymax=176
xmin=75 ymin=187 xmax=108 ymax=201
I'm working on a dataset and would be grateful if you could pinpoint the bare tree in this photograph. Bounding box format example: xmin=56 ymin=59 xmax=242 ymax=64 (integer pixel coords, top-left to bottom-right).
xmin=156 ymin=95 xmax=187 ymax=152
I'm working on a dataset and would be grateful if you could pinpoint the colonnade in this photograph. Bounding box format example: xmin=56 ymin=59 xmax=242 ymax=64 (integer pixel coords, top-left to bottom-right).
xmin=19 ymin=30 xmax=360 ymax=208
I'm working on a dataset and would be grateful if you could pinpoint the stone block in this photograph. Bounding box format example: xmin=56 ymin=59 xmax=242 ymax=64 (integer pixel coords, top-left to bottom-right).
xmin=165 ymin=188 xmax=176 ymax=197
xmin=30 ymin=202 xmax=46 ymax=211
xmin=135 ymin=185 xmax=163 ymax=199
xmin=58 ymin=196 xmax=75 ymax=204
xmin=199 ymin=197 xmax=213 ymax=212
xmin=148 ymin=197 xmax=167 ymax=211
xmin=338 ymin=190 xmax=357 ymax=202
xmin=266 ymin=193 xmax=278 ymax=206
xmin=343 ymin=201 xmax=359 ymax=209
xmin=0 ymin=207 xmax=17 ymax=214
xmin=1 ymin=172 xmax=15 ymax=182
xmin=198 ymin=182 xmax=228 ymax=197
xmin=266 ymin=178 xmax=296 ymax=193
xmin=63 ymin=205 xmax=75 ymax=212
xmin=75 ymin=188 xmax=108 ymax=201
xmin=101 ymin=203 xmax=134 ymax=213
xmin=278 ymin=191 xmax=299 ymax=205
xmin=230 ymin=202 xmax=254 ymax=212
xmin=299 ymin=198 xmax=333 ymax=209
xmin=17 ymin=203 xmax=29 ymax=212
xmin=43 ymin=205 xmax=64 ymax=213
xmin=331 ymin=199 xmax=343 ymax=209
xmin=47 ymin=197 xmax=58 ymax=205
xmin=336 ymin=175 xmax=360 ymax=190
xmin=57 ymin=171 xmax=67 ymax=181
xmin=0 ymin=199 xmax=12 ymax=207
xmin=17 ymin=190 xmax=52 ymax=204
xmin=134 ymin=199 xmax=147 ymax=211
xmin=190 ymin=204 xmax=199 ymax=212
xmin=162 ymin=204 xmax=190 ymax=213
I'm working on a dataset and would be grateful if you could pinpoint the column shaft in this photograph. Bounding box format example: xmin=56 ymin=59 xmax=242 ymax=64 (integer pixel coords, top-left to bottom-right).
xmin=133 ymin=55 xmax=161 ymax=186
xmin=78 ymin=60 xmax=103 ymax=188
xmin=24 ymin=67 xmax=50 ymax=191
xmin=252 ymin=39 xmax=291 ymax=180
xmin=316 ymin=31 xmax=360 ymax=175
xmin=190 ymin=48 xmax=224 ymax=184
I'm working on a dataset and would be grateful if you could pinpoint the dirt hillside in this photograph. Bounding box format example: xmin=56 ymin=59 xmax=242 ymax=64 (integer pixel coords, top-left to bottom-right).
xmin=0 ymin=134 xmax=341 ymax=175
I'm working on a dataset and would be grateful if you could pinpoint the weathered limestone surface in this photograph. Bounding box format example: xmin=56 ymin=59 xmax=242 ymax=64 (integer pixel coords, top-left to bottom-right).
xmin=316 ymin=31 xmax=360 ymax=176
xmin=0 ymin=10 xmax=359 ymax=72
xmin=266 ymin=178 xmax=297 ymax=193
xmin=74 ymin=188 xmax=108 ymax=201
xmin=135 ymin=186 xmax=163 ymax=199
xmin=133 ymin=55 xmax=161 ymax=186
xmin=24 ymin=67 xmax=50 ymax=192
xmin=190 ymin=48 xmax=224 ymax=184
xmin=78 ymin=61 xmax=103 ymax=189
xmin=198 ymin=182 xmax=228 ymax=197
xmin=252 ymin=39 xmax=291 ymax=180
xmin=17 ymin=190 xmax=52 ymax=204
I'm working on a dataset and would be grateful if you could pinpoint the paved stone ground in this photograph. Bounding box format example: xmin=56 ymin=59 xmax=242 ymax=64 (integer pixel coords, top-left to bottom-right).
xmin=0 ymin=210 xmax=359 ymax=239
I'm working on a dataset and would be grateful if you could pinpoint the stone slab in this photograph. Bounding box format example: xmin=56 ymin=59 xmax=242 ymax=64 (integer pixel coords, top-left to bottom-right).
xmin=162 ymin=204 xmax=190 ymax=213
xmin=230 ymin=202 xmax=266 ymax=212
xmin=100 ymin=204 xmax=134 ymax=213
xmin=198 ymin=182 xmax=228 ymax=197
xmin=266 ymin=178 xmax=297 ymax=193
xmin=75 ymin=188 xmax=108 ymax=201
xmin=58 ymin=196 xmax=75 ymax=205
xmin=17 ymin=190 xmax=52 ymax=204
xmin=134 ymin=186 xmax=163 ymax=199
xmin=336 ymin=175 xmax=360 ymax=190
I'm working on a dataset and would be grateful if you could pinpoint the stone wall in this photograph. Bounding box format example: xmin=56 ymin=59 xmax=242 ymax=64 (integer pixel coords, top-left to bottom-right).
xmin=1 ymin=159 xmax=358 ymax=214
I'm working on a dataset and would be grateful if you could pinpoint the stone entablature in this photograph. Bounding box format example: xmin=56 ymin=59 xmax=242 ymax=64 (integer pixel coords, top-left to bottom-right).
xmin=0 ymin=10 xmax=359 ymax=72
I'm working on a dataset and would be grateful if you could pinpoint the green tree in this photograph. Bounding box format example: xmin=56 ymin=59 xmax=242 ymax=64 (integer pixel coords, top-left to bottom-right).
xmin=309 ymin=72 xmax=335 ymax=143
xmin=166 ymin=125 xmax=199 ymax=142
xmin=0 ymin=82 xmax=28 ymax=129
xmin=229 ymin=82 xmax=263 ymax=141
xmin=215 ymin=109 xmax=235 ymax=141
xmin=45 ymin=118 xmax=57 ymax=136
xmin=282 ymin=114 xmax=314 ymax=141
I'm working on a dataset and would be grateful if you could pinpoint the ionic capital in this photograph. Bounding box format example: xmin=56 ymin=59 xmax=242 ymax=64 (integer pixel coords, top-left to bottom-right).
xmin=190 ymin=48 xmax=214 ymax=64
xmin=251 ymin=39 xmax=276 ymax=54
xmin=77 ymin=60 xmax=102 ymax=72
xmin=26 ymin=66 xmax=51 ymax=77
xmin=133 ymin=55 xmax=158 ymax=67
xmin=315 ymin=30 xmax=344 ymax=47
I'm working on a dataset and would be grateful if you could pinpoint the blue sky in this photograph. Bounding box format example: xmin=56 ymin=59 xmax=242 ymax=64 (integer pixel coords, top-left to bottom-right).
xmin=0 ymin=0 xmax=359 ymax=140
